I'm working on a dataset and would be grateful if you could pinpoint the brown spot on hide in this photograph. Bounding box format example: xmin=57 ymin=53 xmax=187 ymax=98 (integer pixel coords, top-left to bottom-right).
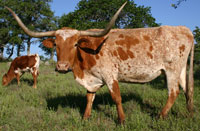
xmin=113 ymin=50 xmax=118 ymax=57
xmin=117 ymin=47 xmax=128 ymax=61
xmin=149 ymin=45 xmax=153 ymax=52
xmin=127 ymin=50 xmax=135 ymax=58
xmin=143 ymin=35 xmax=150 ymax=41
xmin=112 ymin=80 xmax=121 ymax=98
xmin=173 ymin=34 xmax=179 ymax=40
xmin=116 ymin=36 xmax=140 ymax=49
xmin=100 ymin=52 xmax=103 ymax=56
xmin=179 ymin=45 xmax=185 ymax=52
xmin=133 ymin=38 xmax=140 ymax=45
xmin=147 ymin=52 xmax=153 ymax=59
xmin=96 ymin=55 xmax=99 ymax=59
xmin=119 ymin=34 xmax=124 ymax=38
xmin=179 ymin=44 xmax=185 ymax=57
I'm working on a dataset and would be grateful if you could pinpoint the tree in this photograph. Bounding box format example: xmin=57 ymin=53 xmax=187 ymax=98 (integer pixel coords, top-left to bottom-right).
xmin=0 ymin=24 xmax=9 ymax=59
xmin=172 ymin=0 xmax=187 ymax=9
xmin=193 ymin=26 xmax=200 ymax=64
xmin=0 ymin=0 xmax=16 ymax=59
xmin=0 ymin=0 xmax=56 ymax=59
xmin=58 ymin=0 xmax=160 ymax=30
xmin=38 ymin=16 xmax=58 ymax=61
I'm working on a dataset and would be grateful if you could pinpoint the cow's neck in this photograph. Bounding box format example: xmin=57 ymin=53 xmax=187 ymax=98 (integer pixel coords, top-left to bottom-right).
xmin=72 ymin=47 xmax=85 ymax=79
xmin=6 ymin=67 xmax=16 ymax=83
xmin=72 ymin=37 xmax=105 ymax=80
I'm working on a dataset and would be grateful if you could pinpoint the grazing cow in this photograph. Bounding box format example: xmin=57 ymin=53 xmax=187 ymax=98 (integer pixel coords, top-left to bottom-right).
xmin=6 ymin=2 xmax=194 ymax=124
xmin=2 ymin=54 xmax=40 ymax=88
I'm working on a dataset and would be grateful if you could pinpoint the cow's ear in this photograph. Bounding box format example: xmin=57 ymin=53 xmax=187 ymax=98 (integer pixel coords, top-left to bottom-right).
xmin=77 ymin=38 xmax=91 ymax=47
xmin=42 ymin=38 xmax=55 ymax=48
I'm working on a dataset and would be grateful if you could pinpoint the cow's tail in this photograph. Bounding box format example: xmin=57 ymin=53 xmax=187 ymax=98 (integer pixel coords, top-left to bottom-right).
xmin=186 ymin=41 xmax=194 ymax=115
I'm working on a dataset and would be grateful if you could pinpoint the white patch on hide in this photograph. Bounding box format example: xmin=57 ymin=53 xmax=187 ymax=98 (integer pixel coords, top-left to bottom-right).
xmin=75 ymin=75 xmax=103 ymax=93
xmin=56 ymin=29 xmax=78 ymax=41
xmin=34 ymin=54 xmax=40 ymax=69
xmin=180 ymin=66 xmax=186 ymax=92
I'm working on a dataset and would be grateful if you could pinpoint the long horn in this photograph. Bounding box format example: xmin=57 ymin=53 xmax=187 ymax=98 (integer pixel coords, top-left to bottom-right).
xmin=80 ymin=2 xmax=127 ymax=37
xmin=5 ymin=6 xmax=55 ymax=38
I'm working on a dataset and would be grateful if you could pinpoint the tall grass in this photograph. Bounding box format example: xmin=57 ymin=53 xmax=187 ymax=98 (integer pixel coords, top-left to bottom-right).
xmin=0 ymin=61 xmax=200 ymax=130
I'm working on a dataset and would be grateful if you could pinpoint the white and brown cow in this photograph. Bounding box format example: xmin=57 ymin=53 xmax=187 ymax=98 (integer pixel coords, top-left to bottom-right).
xmin=6 ymin=2 xmax=194 ymax=124
xmin=2 ymin=54 xmax=40 ymax=88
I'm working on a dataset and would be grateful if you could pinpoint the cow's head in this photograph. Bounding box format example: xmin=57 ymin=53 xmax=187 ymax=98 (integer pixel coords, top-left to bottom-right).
xmin=2 ymin=74 xmax=9 ymax=86
xmin=42 ymin=29 xmax=80 ymax=73
xmin=5 ymin=2 xmax=127 ymax=73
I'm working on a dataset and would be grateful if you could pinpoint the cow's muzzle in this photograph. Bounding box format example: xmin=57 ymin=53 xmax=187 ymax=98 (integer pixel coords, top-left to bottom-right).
xmin=55 ymin=61 xmax=71 ymax=73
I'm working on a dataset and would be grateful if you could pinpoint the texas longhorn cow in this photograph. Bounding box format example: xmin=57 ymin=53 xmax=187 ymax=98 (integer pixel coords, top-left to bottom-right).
xmin=6 ymin=2 xmax=194 ymax=124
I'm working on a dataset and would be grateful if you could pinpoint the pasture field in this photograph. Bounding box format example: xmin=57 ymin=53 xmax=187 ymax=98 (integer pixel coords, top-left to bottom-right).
xmin=0 ymin=61 xmax=200 ymax=130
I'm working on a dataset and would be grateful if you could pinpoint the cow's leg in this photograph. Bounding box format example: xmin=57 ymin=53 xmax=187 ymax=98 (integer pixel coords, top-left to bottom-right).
xmin=179 ymin=66 xmax=189 ymax=108
xmin=83 ymin=91 xmax=96 ymax=119
xmin=16 ymin=73 xmax=20 ymax=86
xmin=179 ymin=66 xmax=193 ymax=114
xmin=31 ymin=68 xmax=38 ymax=89
xmin=108 ymin=80 xmax=125 ymax=124
xmin=159 ymin=71 xmax=180 ymax=118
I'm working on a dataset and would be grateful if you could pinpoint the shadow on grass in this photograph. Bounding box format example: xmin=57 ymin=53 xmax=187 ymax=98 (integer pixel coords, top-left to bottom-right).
xmin=46 ymin=91 xmax=158 ymax=119
xmin=20 ymin=78 xmax=34 ymax=86
xmin=46 ymin=73 xmax=169 ymax=122
xmin=148 ymin=73 xmax=167 ymax=90
xmin=9 ymin=78 xmax=34 ymax=87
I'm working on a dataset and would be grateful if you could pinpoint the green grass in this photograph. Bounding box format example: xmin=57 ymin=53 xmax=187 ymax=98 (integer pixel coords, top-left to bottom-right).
xmin=0 ymin=61 xmax=200 ymax=130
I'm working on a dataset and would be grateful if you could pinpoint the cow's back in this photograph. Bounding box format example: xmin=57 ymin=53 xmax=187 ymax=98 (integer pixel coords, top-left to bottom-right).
xmin=98 ymin=26 xmax=193 ymax=82
xmin=11 ymin=54 xmax=39 ymax=70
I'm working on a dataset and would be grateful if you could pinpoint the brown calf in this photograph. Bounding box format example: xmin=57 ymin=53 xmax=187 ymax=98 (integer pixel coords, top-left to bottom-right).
xmin=2 ymin=54 xmax=40 ymax=88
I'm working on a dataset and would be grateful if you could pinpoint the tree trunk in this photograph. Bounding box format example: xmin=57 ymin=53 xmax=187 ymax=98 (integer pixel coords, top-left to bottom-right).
xmin=0 ymin=47 xmax=4 ymax=60
xmin=50 ymin=47 xmax=55 ymax=61
xmin=17 ymin=44 xmax=21 ymax=57
xmin=7 ymin=44 xmax=14 ymax=59
xmin=27 ymin=38 xmax=31 ymax=55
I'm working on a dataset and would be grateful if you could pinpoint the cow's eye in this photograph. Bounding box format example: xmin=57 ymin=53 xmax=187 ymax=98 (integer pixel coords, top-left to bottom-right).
xmin=75 ymin=43 xmax=79 ymax=47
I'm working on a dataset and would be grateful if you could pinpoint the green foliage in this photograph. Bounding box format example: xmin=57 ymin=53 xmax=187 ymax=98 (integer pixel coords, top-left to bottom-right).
xmin=193 ymin=26 xmax=200 ymax=44
xmin=59 ymin=0 xmax=160 ymax=30
xmin=0 ymin=0 xmax=56 ymax=58
xmin=193 ymin=26 xmax=200 ymax=64
xmin=171 ymin=0 xmax=187 ymax=9
xmin=0 ymin=62 xmax=200 ymax=130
